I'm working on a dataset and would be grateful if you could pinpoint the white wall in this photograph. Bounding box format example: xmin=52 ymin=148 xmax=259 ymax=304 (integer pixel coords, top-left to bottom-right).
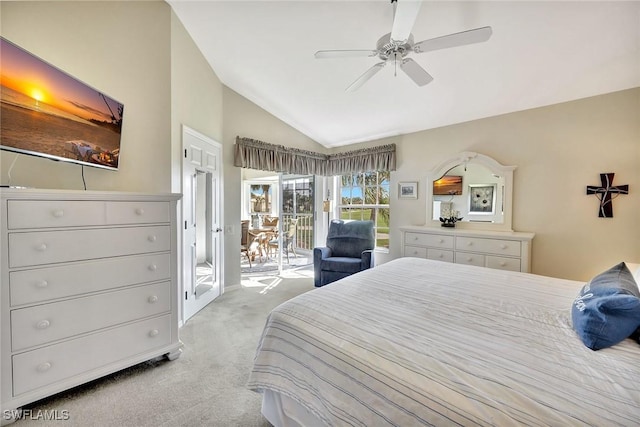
xmin=0 ymin=1 xmax=172 ymax=192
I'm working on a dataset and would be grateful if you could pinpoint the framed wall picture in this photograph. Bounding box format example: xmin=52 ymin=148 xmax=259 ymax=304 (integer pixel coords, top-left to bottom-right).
xmin=468 ymin=184 xmax=496 ymax=214
xmin=399 ymin=182 xmax=418 ymax=199
xmin=250 ymin=184 xmax=272 ymax=213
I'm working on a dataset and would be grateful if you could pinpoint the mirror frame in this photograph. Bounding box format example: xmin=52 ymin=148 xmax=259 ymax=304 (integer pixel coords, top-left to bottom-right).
xmin=426 ymin=152 xmax=516 ymax=231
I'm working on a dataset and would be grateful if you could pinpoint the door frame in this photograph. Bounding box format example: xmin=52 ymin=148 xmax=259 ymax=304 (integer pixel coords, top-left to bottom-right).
xmin=181 ymin=125 xmax=223 ymax=324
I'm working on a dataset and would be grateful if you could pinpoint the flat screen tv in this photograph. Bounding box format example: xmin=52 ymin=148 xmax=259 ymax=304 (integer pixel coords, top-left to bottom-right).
xmin=0 ymin=37 xmax=123 ymax=170
xmin=433 ymin=175 xmax=463 ymax=195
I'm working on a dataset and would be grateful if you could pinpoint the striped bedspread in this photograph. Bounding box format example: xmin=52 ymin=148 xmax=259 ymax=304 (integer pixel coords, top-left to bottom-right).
xmin=248 ymin=258 xmax=640 ymax=426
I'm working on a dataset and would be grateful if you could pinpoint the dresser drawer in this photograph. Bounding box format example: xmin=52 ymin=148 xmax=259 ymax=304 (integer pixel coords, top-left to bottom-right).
xmin=8 ymin=226 xmax=170 ymax=268
xmin=405 ymin=232 xmax=454 ymax=249
xmin=11 ymin=281 xmax=170 ymax=351
xmin=404 ymin=245 xmax=427 ymax=258
xmin=12 ymin=314 xmax=172 ymax=396
xmin=455 ymin=252 xmax=486 ymax=267
xmin=9 ymin=253 xmax=171 ymax=306
xmin=486 ymin=256 xmax=521 ymax=272
xmin=7 ymin=200 xmax=105 ymax=229
xmin=455 ymin=236 xmax=521 ymax=257
xmin=106 ymin=201 xmax=170 ymax=225
xmin=427 ymin=249 xmax=454 ymax=263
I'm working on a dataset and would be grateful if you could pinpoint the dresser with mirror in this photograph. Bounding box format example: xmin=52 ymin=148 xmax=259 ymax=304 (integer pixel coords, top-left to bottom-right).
xmin=401 ymin=152 xmax=535 ymax=273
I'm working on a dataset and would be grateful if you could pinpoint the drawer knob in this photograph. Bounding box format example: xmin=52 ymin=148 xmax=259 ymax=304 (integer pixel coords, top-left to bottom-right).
xmin=37 ymin=362 xmax=52 ymax=373
xmin=413 ymin=236 xmax=418 ymax=241
xmin=438 ymin=254 xmax=443 ymax=258
xmin=148 ymin=264 xmax=158 ymax=272
xmin=135 ymin=208 xmax=145 ymax=216
xmin=36 ymin=280 xmax=49 ymax=289
xmin=500 ymin=244 xmax=508 ymax=249
xmin=467 ymin=257 xmax=473 ymax=262
xmin=36 ymin=243 xmax=48 ymax=251
xmin=148 ymin=295 xmax=159 ymax=303
xmin=36 ymin=320 xmax=50 ymax=329
xmin=439 ymin=239 xmax=444 ymax=243
xmin=149 ymin=329 xmax=159 ymax=338
xmin=147 ymin=235 xmax=157 ymax=243
xmin=52 ymin=209 xmax=64 ymax=218
xmin=500 ymin=261 xmax=507 ymax=267
xmin=466 ymin=242 xmax=473 ymax=246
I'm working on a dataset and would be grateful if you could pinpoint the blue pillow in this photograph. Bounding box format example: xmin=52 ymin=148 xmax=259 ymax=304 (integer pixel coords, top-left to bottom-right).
xmin=588 ymin=262 xmax=639 ymax=297
xmin=572 ymin=263 xmax=640 ymax=350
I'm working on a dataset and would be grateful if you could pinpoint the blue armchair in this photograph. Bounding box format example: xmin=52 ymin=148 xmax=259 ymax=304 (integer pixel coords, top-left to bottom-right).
xmin=314 ymin=220 xmax=375 ymax=287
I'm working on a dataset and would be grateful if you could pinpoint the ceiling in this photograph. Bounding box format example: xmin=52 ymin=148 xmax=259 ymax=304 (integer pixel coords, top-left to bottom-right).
xmin=168 ymin=1 xmax=640 ymax=148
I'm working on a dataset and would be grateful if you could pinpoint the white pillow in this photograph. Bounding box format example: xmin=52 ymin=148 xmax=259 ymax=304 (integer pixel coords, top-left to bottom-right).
xmin=625 ymin=262 xmax=640 ymax=291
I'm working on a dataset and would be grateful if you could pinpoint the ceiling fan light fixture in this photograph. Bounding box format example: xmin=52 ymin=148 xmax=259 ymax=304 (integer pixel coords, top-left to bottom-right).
xmin=315 ymin=0 xmax=492 ymax=91
xmin=377 ymin=33 xmax=413 ymax=61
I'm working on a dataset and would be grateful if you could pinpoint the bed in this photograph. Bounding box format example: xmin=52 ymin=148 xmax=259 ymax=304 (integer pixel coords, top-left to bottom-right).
xmin=248 ymin=257 xmax=640 ymax=426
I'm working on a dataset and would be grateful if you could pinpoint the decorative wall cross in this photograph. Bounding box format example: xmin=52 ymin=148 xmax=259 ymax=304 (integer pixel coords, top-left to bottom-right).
xmin=586 ymin=173 xmax=629 ymax=218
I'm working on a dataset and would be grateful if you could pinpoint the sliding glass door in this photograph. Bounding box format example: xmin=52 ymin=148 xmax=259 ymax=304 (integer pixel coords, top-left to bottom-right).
xmin=282 ymin=175 xmax=314 ymax=254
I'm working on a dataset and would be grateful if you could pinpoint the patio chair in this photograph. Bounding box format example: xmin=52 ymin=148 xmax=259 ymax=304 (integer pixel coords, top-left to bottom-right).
xmin=241 ymin=220 xmax=264 ymax=267
xmin=268 ymin=218 xmax=298 ymax=263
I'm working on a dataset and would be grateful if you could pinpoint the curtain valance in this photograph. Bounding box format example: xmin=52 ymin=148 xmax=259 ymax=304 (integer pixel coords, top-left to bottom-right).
xmin=326 ymin=144 xmax=396 ymax=176
xmin=233 ymin=136 xmax=396 ymax=176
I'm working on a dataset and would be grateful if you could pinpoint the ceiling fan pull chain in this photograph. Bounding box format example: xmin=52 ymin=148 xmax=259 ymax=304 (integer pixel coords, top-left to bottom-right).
xmin=395 ymin=51 xmax=400 ymax=77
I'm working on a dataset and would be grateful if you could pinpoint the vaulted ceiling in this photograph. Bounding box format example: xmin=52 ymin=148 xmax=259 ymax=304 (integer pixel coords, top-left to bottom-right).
xmin=168 ymin=1 xmax=640 ymax=148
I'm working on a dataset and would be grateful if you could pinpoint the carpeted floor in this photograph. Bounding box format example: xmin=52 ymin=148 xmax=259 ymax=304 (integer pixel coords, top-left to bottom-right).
xmin=241 ymin=249 xmax=312 ymax=275
xmin=13 ymin=267 xmax=315 ymax=426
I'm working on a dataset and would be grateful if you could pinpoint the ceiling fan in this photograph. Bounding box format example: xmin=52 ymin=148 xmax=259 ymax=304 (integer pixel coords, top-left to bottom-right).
xmin=314 ymin=0 xmax=492 ymax=92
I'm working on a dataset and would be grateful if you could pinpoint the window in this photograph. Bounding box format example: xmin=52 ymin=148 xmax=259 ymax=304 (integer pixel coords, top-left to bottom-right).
xmin=338 ymin=171 xmax=390 ymax=249
xmin=282 ymin=177 xmax=314 ymax=215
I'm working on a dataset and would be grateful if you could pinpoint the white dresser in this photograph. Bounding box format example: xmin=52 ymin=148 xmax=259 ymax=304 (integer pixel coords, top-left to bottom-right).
xmin=0 ymin=189 xmax=182 ymax=421
xmin=401 ymin=226 xmax=535 ymax=273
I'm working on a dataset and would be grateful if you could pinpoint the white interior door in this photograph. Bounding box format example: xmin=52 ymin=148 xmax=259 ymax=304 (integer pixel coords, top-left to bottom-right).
xmin=182 ymin=126 xmax=222 ymax=323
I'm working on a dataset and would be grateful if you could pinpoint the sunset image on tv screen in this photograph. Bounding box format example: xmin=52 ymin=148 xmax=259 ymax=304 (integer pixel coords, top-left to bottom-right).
xmin=0 ymin=37 xmax=123 ymax=170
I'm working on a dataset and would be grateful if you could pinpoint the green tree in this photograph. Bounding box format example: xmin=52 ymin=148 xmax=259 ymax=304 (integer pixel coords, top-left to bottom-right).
xmin=354 ymin=171 xmax=390 ymax=226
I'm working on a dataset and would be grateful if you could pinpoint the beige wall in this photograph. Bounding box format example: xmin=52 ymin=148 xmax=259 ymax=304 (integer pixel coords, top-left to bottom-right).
xmin=169 ymin=22 xmax=326 ymax=287
xmin=385 ymin=88 xmax=639 ymax=281
xmin=170 ymin=11 xmax=224 ymax=191
xmin=169 ymin=10 xmax=224 ymax=315
xmin=222 ymin=86 xmax=326 ymax=284
xmin=0 ymin=1 xmax=172 ymax=192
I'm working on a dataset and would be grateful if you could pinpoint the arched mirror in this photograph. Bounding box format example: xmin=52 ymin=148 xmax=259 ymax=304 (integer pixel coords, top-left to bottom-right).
xmin=426 ymin=152 xmax=516 ymax=231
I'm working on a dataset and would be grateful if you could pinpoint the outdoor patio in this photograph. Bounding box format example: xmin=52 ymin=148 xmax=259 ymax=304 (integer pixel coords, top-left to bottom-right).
xmin=241 ymin=248 xmax=312 ymax=275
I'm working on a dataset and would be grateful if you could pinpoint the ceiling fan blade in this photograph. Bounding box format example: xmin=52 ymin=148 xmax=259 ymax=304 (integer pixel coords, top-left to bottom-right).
xmin=315 ymin=50 xmax=378 ymax=59
xmin=390 ymin=0 xmax=422 ymax=43
xmin=414 ymin=26 xmax=493 ymax=53
xmin=400 ymin=58 xmax=433 ymax=86
xmin=346 ymin=62 xmax=386 ymax=92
